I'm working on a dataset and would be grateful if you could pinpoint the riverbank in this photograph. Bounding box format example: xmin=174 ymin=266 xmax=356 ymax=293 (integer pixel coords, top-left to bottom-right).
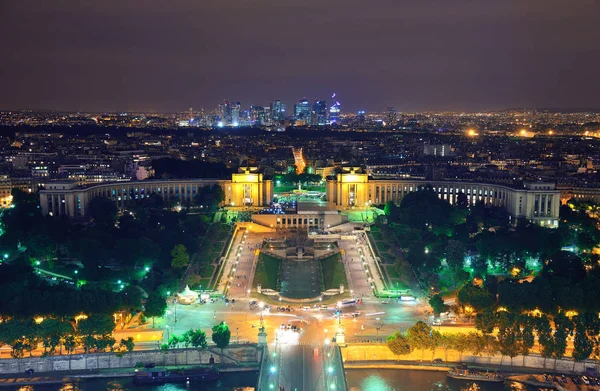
xmin=0 ymin=363 xmax=259 ymax=388
xmin=344 ymin=359 xmax=595 ymax=377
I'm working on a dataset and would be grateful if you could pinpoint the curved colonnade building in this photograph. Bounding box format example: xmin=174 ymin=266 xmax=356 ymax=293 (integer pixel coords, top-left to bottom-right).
xmin=327 ymin=169 xmax=560 ymax=227
xmin=40 ymin=167 xmax=561 ymax=227
xmin=39 ymin=168 xmax=272 ymax=218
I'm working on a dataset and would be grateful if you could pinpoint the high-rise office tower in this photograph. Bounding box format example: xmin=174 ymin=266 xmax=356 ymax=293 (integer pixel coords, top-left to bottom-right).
xmin=250 ymin=106 xmax=263 ymax=124
xmin=312 ymin=100 xmax=327 ymax=126
xmin=356 ymin=110 xmax=366 ymax=126
xmin=387 ymin=107 xmax=397 ymax=126
xmin=250 ymin=106 xmax=271 ymax=126
xmin=230 ymin=102 xmax=241 ymax=126
xmin=270 ymin=100 xmax=286 ymax=123
xmin=294 ymin=99 xmax=311 ymax=125
xmin=329 ymin=94 xmax=341 ymax=125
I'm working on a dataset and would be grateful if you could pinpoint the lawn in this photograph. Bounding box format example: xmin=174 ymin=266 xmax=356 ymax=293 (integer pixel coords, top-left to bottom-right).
xmin=368 ymin=224 xmax=420 ymax=293
xmin=321 ymin=253 xmax=347 ymax=290
xmin=375 ymin=241 xmax=390 ymax=252
xmin=254 ymin=253 xmax=280 ymax=290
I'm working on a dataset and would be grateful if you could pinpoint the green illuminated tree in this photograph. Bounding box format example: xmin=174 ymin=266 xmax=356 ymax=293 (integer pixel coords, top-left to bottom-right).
xmin=144 ymin=292 xmax=167 ymax=327
xmin=212 ymin=321 xmax=231 ymax=353
xmin=171 ymin=244 xmax=190 ymax=268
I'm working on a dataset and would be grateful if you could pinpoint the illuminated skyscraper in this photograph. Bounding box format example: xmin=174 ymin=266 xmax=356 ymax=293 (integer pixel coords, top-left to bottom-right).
xmin=312 ymin=100 xmax=327 ymax=126
xmin=329 ymin=94 xmax=341 ymax=125
xmin=356 ymin=110 xmax=366 ymax=126
xmin=270 ymin=100 xmax=285 ymax=123
xmin=294 ymin=99 xmax=311 ymax=126
xmin=230 ymin=102 xmax=241 ymax=126
xmin=217 ymin=100 xmax=241 ymax=126
xmin=387 ymin=107 xmax=397 ymax=126
xmin=250 ymin=106 xmax=271 ymax=126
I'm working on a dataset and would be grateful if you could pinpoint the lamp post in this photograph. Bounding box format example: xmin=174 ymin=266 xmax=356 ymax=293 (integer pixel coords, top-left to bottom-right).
xmin=237 ymin=327 xmax=239 ymax=344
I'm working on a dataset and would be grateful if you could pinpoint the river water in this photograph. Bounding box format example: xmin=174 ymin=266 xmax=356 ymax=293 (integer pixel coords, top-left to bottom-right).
xmin=6 ymin=369 xmax=549 ymax=390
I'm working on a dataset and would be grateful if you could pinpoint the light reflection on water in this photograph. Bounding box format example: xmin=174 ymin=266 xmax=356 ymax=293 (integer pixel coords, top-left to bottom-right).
xmin=346 ymin=369 xmax=550 ymax=391
xmin=11 ymin=370 xmax=553 ymax=391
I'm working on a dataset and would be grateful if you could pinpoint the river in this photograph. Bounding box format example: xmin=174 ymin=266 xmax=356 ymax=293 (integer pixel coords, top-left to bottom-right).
xmin=5 ymin=369 xmax=550 ymax=390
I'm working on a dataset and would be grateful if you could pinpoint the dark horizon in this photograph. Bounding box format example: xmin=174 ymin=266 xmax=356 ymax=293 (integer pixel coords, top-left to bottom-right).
xmin=1 ymin=0 xmax=600 ymax=113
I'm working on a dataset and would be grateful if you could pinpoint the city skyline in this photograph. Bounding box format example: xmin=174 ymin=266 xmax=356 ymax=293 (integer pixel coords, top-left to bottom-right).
xmin=1 ymin=0 xmax=600 ymax=113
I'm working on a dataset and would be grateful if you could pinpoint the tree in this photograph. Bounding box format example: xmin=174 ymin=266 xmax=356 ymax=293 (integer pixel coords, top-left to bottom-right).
xmin=542 ymin=251 xmax=586 ymax=283
xmin=87 ymin=197 xmax=118 ymax=227
xmin=457 ymin=284 xmax=494 ymax=311
xmin=386 ymin=332 xmax=411 ymax=359
xmin=573 ymin=320 xmax=594 ymax=367
xmin=0 ymin=318 xmax=38 ymax=359
xmin=445 ymin=240 xmax=467 ymax=270
xmin=383 ymin=201 xmax=396 ymax=216
xmin=553 ymin=313 xmax=572 ymax=368
xmin=78 ymin=314 xmax=115 ymax=353
xmin=119 ymin=337 xmax=135 ymax=352
xmin=496 ymin=312 xmax=520 ymax=365
xmin=475 ymin=309 xmax=497 ymax=334
xmin=406 ymin=321 xmax=434 ymax=361
xmin=212 ymin=322 xmax=231 ymax=353
xmin=454 ymin=333 xmax=470 ymax=361
xmin=64 ymin=334 xmax=77 ymax=369
xmin=185 ymin=329 xmax=208 ymax=349
xmin=536 ymin=315 xmax=554 ymax=366
xmin=519 ymin=315 xmax=536 ymax=365
xmin=144 ymin=292 xmax=168 ymax=327
xmin=39 ymin=318 xmax=74 ymax=356
xmin=428 ymin=294 xmax=449 ymax=317
xmin=171 ymin=244 xmax=190 ymax=269
xmin=456 ymin=192 xmax=468 ymax=209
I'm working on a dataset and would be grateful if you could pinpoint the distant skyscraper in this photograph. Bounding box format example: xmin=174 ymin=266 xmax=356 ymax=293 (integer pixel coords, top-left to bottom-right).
xmin=387 ymin=107 xmax=397 ymax=126
xmin=230 ymin=102 xmax=241 ymax=126
xmin=270 ymin=100 xmax=285 ymax=123
xmin=250 ymin=106 xmax=271 ymax=126
xmin=216 ymin=100 xmax=241 ymax=126
xmin=356 ymin=110 xmax=366 ymax=126
xmin=312 ymin=100 xmax=327 ymax=126
xmin=294 ymin=99 xmax=311 ymax=125
xmin=329 ymin=93 xmax=341 ymax=125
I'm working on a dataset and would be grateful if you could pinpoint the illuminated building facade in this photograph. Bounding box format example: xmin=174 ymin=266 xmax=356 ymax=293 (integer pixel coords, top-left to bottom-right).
xmin=270 ymin=100 xmax=286 ymax=123
xmin=311 ymin=100 xmax=327 ymax=126
xmin=39 ymin=168 xmax=273 ymax=218
xmin=329 ymin=100 xmax=340 ymax=124
xmin=294 ymin=99 xmax=311 ymax=126
xmin=326 ymin=168 xmax=561 ymax=227
xmin=40 ymin=167 xmax=561 ymax=227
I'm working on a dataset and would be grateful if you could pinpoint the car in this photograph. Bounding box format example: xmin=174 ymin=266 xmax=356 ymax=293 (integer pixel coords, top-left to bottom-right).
xmin=380 ymin=300 xmax=390 ymax=304
xmin=432 ymin=358 xmax=443 ymax=363
xmin=25 ymin=369 xmax=34 ymax=376
xmin=143 ymin=363 xmax=156 ymax=368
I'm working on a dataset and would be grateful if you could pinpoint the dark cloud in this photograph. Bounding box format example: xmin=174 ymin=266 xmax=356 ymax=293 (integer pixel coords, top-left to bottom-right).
xmin=0 ymin=0 xmax=599 ymax=112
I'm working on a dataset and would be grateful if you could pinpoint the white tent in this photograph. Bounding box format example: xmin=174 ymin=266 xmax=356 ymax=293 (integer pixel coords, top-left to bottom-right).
xmin=177 ymin=285 xmax=199 ymax=305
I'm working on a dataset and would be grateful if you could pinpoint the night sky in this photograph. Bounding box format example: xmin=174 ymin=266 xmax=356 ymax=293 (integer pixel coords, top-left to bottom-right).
xmin=1 ymin=0 xmax=599 ymax=113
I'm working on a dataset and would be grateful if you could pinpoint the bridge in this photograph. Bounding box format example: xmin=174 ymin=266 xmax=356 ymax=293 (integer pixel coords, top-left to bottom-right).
xmin=257 ymin=342 xmax=347 ymax=391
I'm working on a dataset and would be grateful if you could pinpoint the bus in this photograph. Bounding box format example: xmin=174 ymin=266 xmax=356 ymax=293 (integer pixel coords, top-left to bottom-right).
xmin=336 ymin=299 xmax=357 ymax=308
